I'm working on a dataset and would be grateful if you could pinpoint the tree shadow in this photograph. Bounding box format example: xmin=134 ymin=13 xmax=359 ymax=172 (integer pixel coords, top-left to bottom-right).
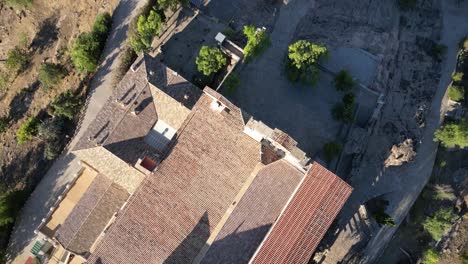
xmin=8 ymin=80 xmax=41 ymax=123
xmin=30 ymin=16 xmax=59 ymax=54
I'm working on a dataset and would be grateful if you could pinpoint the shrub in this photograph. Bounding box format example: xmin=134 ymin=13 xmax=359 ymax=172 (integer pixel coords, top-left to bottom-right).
xmin=51 ymin=91 xmax=81 ymax=120
xmin=332 ymin=103 xmax=354 ymax=123
xmin=158 ymin=0 xmax=188 ymax=11
xmin=422 ymin=248 xmax=440 ymax=264
xmin=423 ymin=208 xmax=455 ymax=241
xmin=196 ymin=46 xmax=227 ymax=76
xmin=5 ymin=47 xmax=28 ymax=73
xmin=223 ymin=73 xmax=241 ymax=96
xmin=92 ymin=13 xmax=112 ymax=42
xmin=461 ymin=249 xmax=468 ymax=264
xmin=115 ymin=47 xmax=137 ymax=84
xmin=369 ymin=199 xmax=396 ymax=226
xmin=38 ymin=63 xmax=67 ymax=89
xmin=0 ymin=189 xmax=29 ymax=227
xmin=17 ymin=117 xmax=39 ymax=144
xmin=433 ymin=184 xmax=456 ymax=201
xmin=323 ymin=141 xmax=342 ymax=162
xmin=334 ymin=70 xmax=356 ymax=91
xmin=287 ymin=40 xmax=327 ymax=86
xmin=44 ymin=141 xmax=62 ymax=160
xmin=452 ymin=72 xmax=464 ymax=82
xmin=71 ymin=33 xmax=101 ymax=72
xmin=71 ymin=13 xmax=112 ymax=72
xmin=398 ymin=0 xmax=417 ymax=10
xmin=38 ymin=119 xmax=63 ymax=141
xmin=130 ymin=9 xmax=162 ymax=53
xmin=5 ymin=0 xmax=33 ymax=8
xmin=432 ymin=44 xmax=447 ymax=60
xmin=0 ymin=71 xmax=8 ymax=91
xmin=0 ymin=118 xmax=8 ymax=134
xmin=448 ymin=85 xmax=464 ymax=101
xmin=342 ymin=92 xmax=355 ymax=106
xmin=243 ymin=25 xmax=271 ymax=61
xmin=434 ymin=118 xmax=468 ymax=148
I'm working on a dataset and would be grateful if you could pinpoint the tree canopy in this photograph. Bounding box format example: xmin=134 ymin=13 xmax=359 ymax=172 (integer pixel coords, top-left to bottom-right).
xmin=195 ymin=46 xmax=227 ymax=76
xmin=5 ymin=47 xmax=28 ymax=73
xmin=51 ymin=91 xmax=81 ymax=120
xmin=38 ymin=63 xmax=67 ymax=89
xmin=243 ymin=25 xmax=270 ymax=61
xmin=434 ymin=118 xmax=468 ymax=148
xmin=334 ymin=70 xmax=356 ymax=91
xmin=16 ymin=117 xmax=39 ymax=144
xmin=287 ymin=40 xmax=327 ymax=85
xmin=130 ymin=9 xmax=163 ymax=53
xmin=448 ymin=85 xmax=465 ymax=102
xmin=71 ymin=13 xmax=112 ymax=72
xmin=423 ymin=208 xmax=454 ymax=241
xmin=157 ymin=0 xmax=188 ymax=11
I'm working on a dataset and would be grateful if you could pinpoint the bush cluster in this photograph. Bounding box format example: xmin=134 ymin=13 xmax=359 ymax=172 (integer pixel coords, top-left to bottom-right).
xmin=422 ymin=248 xmax=440 ymax=264
xmin=72 ymin=13 xmax=112 ymax=72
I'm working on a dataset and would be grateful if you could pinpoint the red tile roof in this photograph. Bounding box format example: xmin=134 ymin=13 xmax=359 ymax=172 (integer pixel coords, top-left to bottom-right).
xmin=250 ymin=162 xmax=353 ymax=264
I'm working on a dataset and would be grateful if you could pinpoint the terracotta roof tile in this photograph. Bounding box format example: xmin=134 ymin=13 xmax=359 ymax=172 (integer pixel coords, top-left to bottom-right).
xmin=251 ymin=162 xmax=353 ymax=264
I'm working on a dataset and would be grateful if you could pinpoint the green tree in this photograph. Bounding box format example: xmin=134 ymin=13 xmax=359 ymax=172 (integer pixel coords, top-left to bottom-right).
xmin=398 ymin=0 xmax=417 ymax=10
xmin=334 ymin=70 xmax=356 ymax=91
xmin=71 ymin=33 xmax=101 ymax=72
xmin=0 ymin=189 xmax=29 ymax=227
xmin=434 ymin=119 xmax=468 ymax=148
xmin=92 ymin=13 xmax=112 ymax=42
xmin=51 ymin=91 xmax=81 ymax=120
xmin=5 ymin=47 xmax=28 ymax=73
xmin=196 ymin=46 xmax=227 ymax=76
xmin=157 ymin=0 xmax=188 ymax=11
xmin=38 ymin=119 xmax=63 ymax=141
xmin=130 ymin=9 xmax=162 ymax=53
xmin=422 ymin=248 xmax=440 ymax=264
xmin=71 ymin=13 xmax=112 ymax=72
xmin=342 ymin=92 xmax=355 ymax=106
xmin=323 ymin=141 xmax=343 ymax=162
xmin=423 ymin=208 xmax=455 ymax=241
xmin=243 ymin=25 xmax=271 ymax=61
xmin=17 ymin=117 xmax=39 ymax=144
xmin=38 ymin=63 xmax=68 ymax=89
xmin=0 ymin=117 xmax=8 ymax=134
xmin=452 ymin=72 xmax=464 ymax=82
xmin=448 ymin=85 xmax=465 ymax=101
xmin=461 ymin=249 xmax=468 ymax=264
xmin=44 ymin=141 xmax=62 ymax=160
xmin=287 ymin=40 xmax=327 ymax=85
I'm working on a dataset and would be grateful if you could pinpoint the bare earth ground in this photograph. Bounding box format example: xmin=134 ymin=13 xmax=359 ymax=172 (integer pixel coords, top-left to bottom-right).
xmin=4 ymin=0 xmax=148 ymax=263
xmin=307 ymin=0 xmax=468 ymax=263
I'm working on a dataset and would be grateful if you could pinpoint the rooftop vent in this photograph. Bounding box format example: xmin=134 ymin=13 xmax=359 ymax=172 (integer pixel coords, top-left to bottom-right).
xmin=210 ymin=100 xmax=225 ymax=113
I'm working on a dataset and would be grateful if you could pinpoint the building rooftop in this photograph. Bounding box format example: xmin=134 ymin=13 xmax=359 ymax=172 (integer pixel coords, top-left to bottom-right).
xmin=87 ymin=90 xmax=262 ymax=264
xmin=200 ymin=160 xmax=303 ymax=263
xmin=250 ymin=162 xmax=353 ymax=264
xmin=54 ymin=174 xmax=128 ymax=256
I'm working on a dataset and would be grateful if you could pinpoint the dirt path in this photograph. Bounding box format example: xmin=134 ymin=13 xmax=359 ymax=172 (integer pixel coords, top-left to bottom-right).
xmin=5 ymin=0 xmax=147 ymax=263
